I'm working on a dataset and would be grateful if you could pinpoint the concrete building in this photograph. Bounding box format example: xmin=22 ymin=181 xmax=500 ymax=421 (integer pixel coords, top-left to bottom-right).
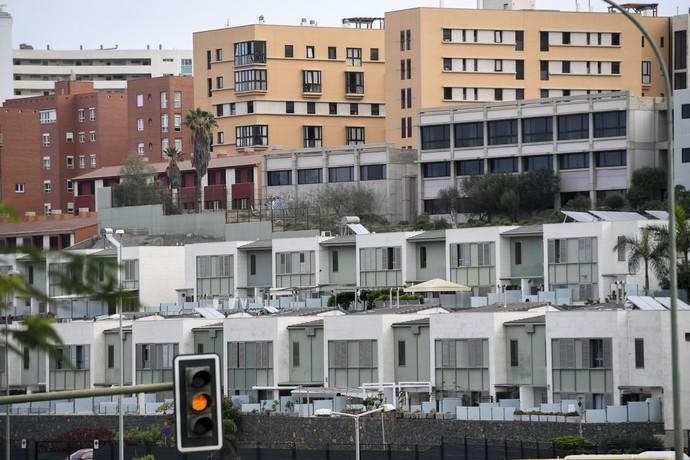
xmin=671 ymin=13 xmax=689 ymax=91
xmin=10 ymin=46 xmax=192 ymax=98
xmin=3 ymin=80 xmax=128 ymax=215
xmin=0 ymin=6 xmax=12 ymax=104
xmin=674 ymin=89 xmax=690 ymax=190
xmin=127 ymin=76 xmax=195 ymax=163
xmin=263 ymin=144 xmax=417 ymax=223
xmin=384 ymin=5 xmax=668 ymax=149
xmin=417 ymin=92 xmax=666 ymax=212
xmin=193 ymin=22 xmax=386 ymax=155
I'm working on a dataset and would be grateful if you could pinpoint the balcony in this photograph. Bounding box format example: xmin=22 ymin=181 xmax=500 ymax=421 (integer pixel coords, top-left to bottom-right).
xmin=74 ymin=194 xmax=95 ymax=213
xmin=232 ymin=182 xmax=254 ymax=202
xmin=204 ymin=184 xmax=227 ymax=210
xmin=179 ymin=187 xmax=196 ymax=210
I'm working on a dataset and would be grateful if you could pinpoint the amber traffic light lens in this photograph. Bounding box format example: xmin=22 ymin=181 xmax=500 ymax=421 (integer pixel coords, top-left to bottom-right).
xmin=192 ymin=393 xmax=211 ymax=412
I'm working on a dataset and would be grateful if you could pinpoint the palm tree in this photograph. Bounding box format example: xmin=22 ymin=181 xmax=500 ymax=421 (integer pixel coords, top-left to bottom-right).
xmin=183 ymin=108 xmax=218 ymax=212
xmin=164 ymin=146 xmax=184 ymax=190
xmin=654 ymin=205 xmax=690 ymax=266
xmin=613 ymin=227 xmax=667 ymax=295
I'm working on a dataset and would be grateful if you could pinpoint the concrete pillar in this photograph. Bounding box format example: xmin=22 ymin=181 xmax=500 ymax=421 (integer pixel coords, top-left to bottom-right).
xmin=519 ymin=386 xmax=535 ymax=409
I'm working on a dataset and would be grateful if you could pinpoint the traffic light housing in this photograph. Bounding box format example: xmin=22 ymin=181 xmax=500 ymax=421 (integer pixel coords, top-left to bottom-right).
xmin=173 ymin=353 xmax=223 ymax=453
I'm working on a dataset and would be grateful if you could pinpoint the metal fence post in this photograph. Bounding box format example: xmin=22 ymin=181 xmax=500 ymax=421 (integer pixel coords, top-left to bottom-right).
xmin=326 ymin=442 xmax=330 ymax=460
xmin=504 ymin=439 xmax=509 ymax=460
xmin=441 ymin=436 xmax=445 ymax=460
xmin=387 ymin=443 xmax=392 ymax=460
xmin=415 ymin=444 xmax=419 ymax=460
xmin=536 ymin=441 xmax=540 ymax=459
xmin=463 ymin=437 xmax=468 ymax=460
xmin=484 ymin=438 xmax=489 ymax=460
xmin=520 ymin=440 xmax=524 ymax=459
xmin=291 ymin=442 xmax=297 ymax=460
xmin=257 ymin=441 xmax=261 ymax=460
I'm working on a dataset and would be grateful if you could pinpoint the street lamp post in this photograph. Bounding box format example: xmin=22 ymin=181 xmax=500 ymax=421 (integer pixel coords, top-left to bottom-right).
xmin=600 ymin=3 xmax=681 ymax=459
xmin=105 ymin=228 xmax=125 ymax=460
xmin=315 ymin=404 xmax=396 ymax=460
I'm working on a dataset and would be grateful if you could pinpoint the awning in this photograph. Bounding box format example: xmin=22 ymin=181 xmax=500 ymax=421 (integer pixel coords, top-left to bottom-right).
xmin=404 ymin=278 xmax=470 ymax=293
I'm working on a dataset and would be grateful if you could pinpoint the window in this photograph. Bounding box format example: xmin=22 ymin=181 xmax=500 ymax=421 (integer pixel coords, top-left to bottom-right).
xmin=217 ymin=132 xmax=224 ymax=144
xmin=522 ymin=117 xmax=552 ymax=143
xmin=42 ymin=156 xmax=51 ymax=170
xmin=292 ymin=342 xmax=300 ymax=367
xmin=137 ymin=118 xmax=144 ymax=131
xmin=23 ymin=347 xmax=30 ymax=370
xmin=590 ymin=339 xmax=605 ymax=368
xmin=405 ymin=30 xmax=411 ymax=50
xmin=247 ymin=101 xmax=254 ymax=113
xmin=90 ymin=154 xmax=96 ymax=168
xmin=107 ymin=345 xmax=115 ymax=369
xmin=494 ymin=88 xmax=503 ymax=101
xmin=136 ymin=94 xmax=144 ymax=107
xmin=234 ymin=40 xmax=266 ymax=65
xmin=360 ymin=164 xmax=385 ymax=181
xmin=235 ymin=125 xmax=268 ymax=147
xmin=77 ymin=109 xmax=85 ymax=122
xmin=596 ymin=150 xmax=626 ymax=167
xmin=406 ymin=58 xmax=411 ymax=79
xmin=516 ymin=60 xmax=524 ymax=80
xmin=420 ymin=246 xmax=427 ymax=268
xmin=524 ymin=155 xmax=552 ymax=171
xmin=329 ymin=103 xmax=337 ymax=115
xmin=401 ymin=89 xmax=406 ymax=108
xmin=161 ymin=114 xmax=169 ymax=132
xmin=42 ymin=133 xmax=50 ymax=147
xmin=457 ymin=159 xmax=484 ymax=176
xmin=540 ymin=31 xmax=549 ymax=51
xmin=421 ymin=125 xmax=450 ymax=150
xmin=332 ymin=251 xmax=339 ymax=272
xmin=422 ymin=162 xmax=450 ymax=178
xmin=401 ymin=30 xmax=406 ymax=50
xmin=329 ymin=166 xmax=353 ymax=183
xmin=14 ymin=183 xmax=24 ymax=193
xmin=594 ymin=111 xmax=626 ymax=138
xmin=303 ymin=70 xmax=322 ymax=93
xmin=234 ymin=69 xmax=267 ymax=92
xmin=43 ymin=180 xmax=52 ymax=193
xmin=306 ymin=45 xmax=315 ymax=59
xmin=250 ymin=255 xmax=257 ymax=275
xmin=617 ymin=235 xmax=627 ymax=261
xmin=401 ymin=117 xmax=407 ymax=138
xmin=160 ymin=91 xmax=169 ymax=110
xmin=286 ymin=101 xmax=294 ymax=113
xmin=488 ymin=119 xmax=517 ymax=145
xmin=510 ymin=340 xmax=518 ymax=366
xmin=443 ymin=28 xmax=452 ymax=42
xmin=632 ymin=338 xmax=645 ymax=368
xmin=88 ymin=108 xmax=95 ymax=121
xmin=66 ymin=156 xmax=74 ymax=169
xmin=611 ymin=61 xmax=620 ymax=75
xmin=39 ymin=109 xmax=56 ymax=124
xmin=561 ymin=32 xmax=571 ymax=45
xmin=560 ymin=152 xmax=589 ymax=169
xmin=230 ymin=103 xmax=236 ymax=115
xmin=371 ymin=104 xmax=380 ymax=116
xmin=297 ymin=168 xmax=322 ymax=184
xmin=328 ymin=46 xmax=336 ymax=60
xmin=454 ymin=122 xmax=483 ymax=148
xmin=398 ymin=340 xmax=406 ymax=367
xmin=370 ymin=48 xmax=379 ymax=61
xmin=174 ymin=114 xmax=182 ymax=132
xmin=345 ymin=72 xmax=364 ymax=94
xmin=303 ymin=126 xmax=322 ymax=148
xmin=346 ymin=48 xmax=362 ymax=66
xmin=495 ymin=59 xmax=503 ymax=72
xmin=675 ymin=72 xmax=687 ymax=90
xmin=515 ymin=30 xmax=524 ymax=50
xmin=675 ymin=30 xmax=687 ymax=70
xmin=284 ymin=44 xmax=293 ymax=58
xmin=89 ymin=131 xmax=96 ymax=142
xmin=683 ymin=148 xmax=690 ymax=163
xmin=443 ymin=58 xmax=452 ymax=72
xmin=350 ymin=103 xmax=358 ymax=115
xmin=490 ymin=157 xmax=518 ymax=173
xmin=216 ymin=76 xmax=224 ymax=89
xmin=642 ymin=61 xmax=651 ymax=85
xmin=612 ymin=33 xmax=620 ymax=46
xmin=401 ymin=59 xmax=406 ymax=80
xmin=562 ymin=61 xmax=571 ymax=74
xmin=557 ymin=113 xmax=589 ymax=140
xmin=307 ymin=102 xmax=316 ymax=114
xmin=682 ymin=104 xmax=690 ymax=119
xmin=540 ymin=60 xmax=549 ymax=80
xmin=267 ymin=170 xmax=291 ymax=186
xmin=161 ymin=138 xmax=169 ymax=151
xmin=346 ymin=127 xmax=365 ymax=145
xmin=79 ymin=155 xmax=86 ymax=168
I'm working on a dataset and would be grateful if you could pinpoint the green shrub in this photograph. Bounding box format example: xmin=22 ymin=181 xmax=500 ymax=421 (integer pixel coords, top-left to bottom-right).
xmin=552 ymin=435 xmax=594 ymax=451
xmin=600 ymin=433 xmax=663 ymax=453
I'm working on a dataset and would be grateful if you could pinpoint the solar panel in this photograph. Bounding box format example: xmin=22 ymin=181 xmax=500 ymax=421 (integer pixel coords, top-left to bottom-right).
xmin=655 ymin=297 xmax=690 ymax=311
xmin=627 ymin=296 xmax=665 ymax=310
xmin=347 ymin=223 xmax=370 ymax=235
xmin=589 ymin=210 xmax=647 ymax=222
xmin=561 ymin=211 xmax=597 ymax=222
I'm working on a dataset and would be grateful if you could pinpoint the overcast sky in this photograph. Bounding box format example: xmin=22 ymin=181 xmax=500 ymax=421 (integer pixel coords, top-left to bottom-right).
xmin=2 ymin=0 xmax=684 ymax=50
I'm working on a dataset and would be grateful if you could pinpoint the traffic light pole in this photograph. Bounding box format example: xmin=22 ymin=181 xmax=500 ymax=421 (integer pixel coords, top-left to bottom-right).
xmin=0 ymin=382 xmax=173 ymax=405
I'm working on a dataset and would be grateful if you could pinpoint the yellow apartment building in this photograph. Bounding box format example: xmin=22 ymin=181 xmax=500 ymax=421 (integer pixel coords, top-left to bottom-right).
xmin=384 ymin=6 xmax=669 ymax=149
xmin=193 ymin=22 xmax=386 ymax=156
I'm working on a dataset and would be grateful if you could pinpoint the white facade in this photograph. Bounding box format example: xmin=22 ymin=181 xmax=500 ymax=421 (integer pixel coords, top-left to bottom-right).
xmin=0 ymin=6 xmax=12 ymax=104
xmin=674 ymin=89 xmax=690 ymax=190
xmin=10 ymin=47 xmax=192 ymax=98
xmin=122 ymin=245 xmax=186 ymax=307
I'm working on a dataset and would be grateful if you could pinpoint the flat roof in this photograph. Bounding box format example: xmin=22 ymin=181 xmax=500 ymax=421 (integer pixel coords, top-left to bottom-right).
xmin=238 ymin=240 xmax=272 ymax=250
xmin=501 ymin=225 xmax=543 ymax=237
xmin=319 ymin=235 xmax=356 ymax=247
xmin=287 ymin=319 xmax=324 ymax=329
xmin=391 ymin=317 xmax=430 ymax=327
xmin=503 ymin=315 xmax=546 ymax=325
xmin=407 ymin=230 xmax=446 ymax=242
xmin=0 ymin=216 xmax=97 ymax=237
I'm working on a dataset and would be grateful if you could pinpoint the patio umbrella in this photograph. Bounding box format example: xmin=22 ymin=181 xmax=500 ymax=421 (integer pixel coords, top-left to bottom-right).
xmin=403 ymin=278 xmax=470 ymax=293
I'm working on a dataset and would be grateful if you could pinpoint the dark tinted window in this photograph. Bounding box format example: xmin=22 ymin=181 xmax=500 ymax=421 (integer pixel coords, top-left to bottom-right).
xmin=488 ymin=119 xmax=518 ymax=145
xmin=490 ymin=157 xmax=518 ymax=173
xmin=593 ymin=111 xmax=626 ymax=138
xmin=360 ymin=164 xmax=386 ymax=181
xmin=454 ymin=122 xmax=483 ymax=147
xmin=522 ymin=117 xmax=552 ymax=143
xmin=560 ymin=152 xmax=589 ymax=169
xmin=422 ymin=162 xmax=450 ymax=178
xmin=297 ymin=168 xmax=322 ymax=184
xmin=524 ymin=155 xmax=552 ymax=171
xmin=596 ymin=150 xmax=626 ymax=167
xmin=557 ymin=114 xmax=589 ymax=140
xmin=456 ymin=159 xmax=484 ymax=176
xmin=267 ymin=170 xmax=292 ymax=186
xmin=420 ymin=125 xmax=450 ymax=150
xmin=328 ymin=166 xmax=354 ymax=182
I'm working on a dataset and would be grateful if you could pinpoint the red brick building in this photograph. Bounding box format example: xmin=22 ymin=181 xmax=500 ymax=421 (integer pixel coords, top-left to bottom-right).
xmin=3 ymin=81 xmax=128 ymax=215
xmin=0 ymin=107 xmax=42 ymax=216
xmin=127 ymin=76 xmax=194 ymax=163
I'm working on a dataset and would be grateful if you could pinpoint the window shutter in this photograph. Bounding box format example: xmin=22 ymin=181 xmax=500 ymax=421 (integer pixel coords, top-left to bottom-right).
xmin=441 ymin=341 xmax=450 ymax=368
xmin=450 ymin=245 xmax=458 ymax=267
xmin=256 ymin=342 xmax=264 ymax=368
xmin=135 ymin=344 xmax=143 ymax=369
xmin=469 ymin=339 xmax=484 ymax=367
xmin=228 ymin=342 xmax=238 ymax=368
xmin=584 ymin=393 xmax=594 ymax=409
xmin=580 ymin=339 xmax=590 ymax=369
xmin=238 ymin=342 xmax=246 ymax=368
xmin=548 ymin=240 xmax=555 ymax=263
xmin=605 ymin=393 xmax=614 ymax=407
xmin=560 ymin=338 xmax=575 ymax=368
xmin=84 ymin=345 xmax=90 ymax=370
xmin=335 ymin=341 xmax=348 ymax=368
xmin=603 ymin=338 xmax=612 ymax=368
xmin=359 ymin=341 xmax=373 ymax=367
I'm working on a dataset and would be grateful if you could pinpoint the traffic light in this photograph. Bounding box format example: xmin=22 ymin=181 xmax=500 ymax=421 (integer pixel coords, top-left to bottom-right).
xmin=173 ymin=353 xmax=223 ymax=453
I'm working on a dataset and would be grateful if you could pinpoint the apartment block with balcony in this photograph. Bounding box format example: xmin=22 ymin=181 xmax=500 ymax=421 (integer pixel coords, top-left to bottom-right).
xmin=384 ymin=5 xmax=668 ymax=149
xmin=193 ymin=22 xmax=386 ymax=155
xmin=417 ymin=92 xmax=667 ymax=213
xmin=127 ymin=76 xmax=194 ymax=163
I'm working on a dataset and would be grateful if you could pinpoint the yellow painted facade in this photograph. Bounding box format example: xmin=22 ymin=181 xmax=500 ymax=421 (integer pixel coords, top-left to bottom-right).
xmin=385 ymin=7 xmax=670 ymax=148
xmin=193 ymin=24 xmax=385 ymax=156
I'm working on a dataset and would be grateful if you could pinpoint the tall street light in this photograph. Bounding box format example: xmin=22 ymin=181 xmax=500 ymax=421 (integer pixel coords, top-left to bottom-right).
xmin=104 ymin=227 xmax=125 ymax=460
xmin=315 ymin=404 xmax=396 ymax=460
xmin=600 ymin=2 xmax=681 ymax=459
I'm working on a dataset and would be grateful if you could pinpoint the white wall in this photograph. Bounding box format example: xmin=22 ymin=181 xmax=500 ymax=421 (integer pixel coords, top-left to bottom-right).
xmin=122 ymin=246 xmax=185 ymax=307
xmin=0 ymin=7 xmax=12 ymax=104
xmin=674 ymin=89 xmax=690 ymax=190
